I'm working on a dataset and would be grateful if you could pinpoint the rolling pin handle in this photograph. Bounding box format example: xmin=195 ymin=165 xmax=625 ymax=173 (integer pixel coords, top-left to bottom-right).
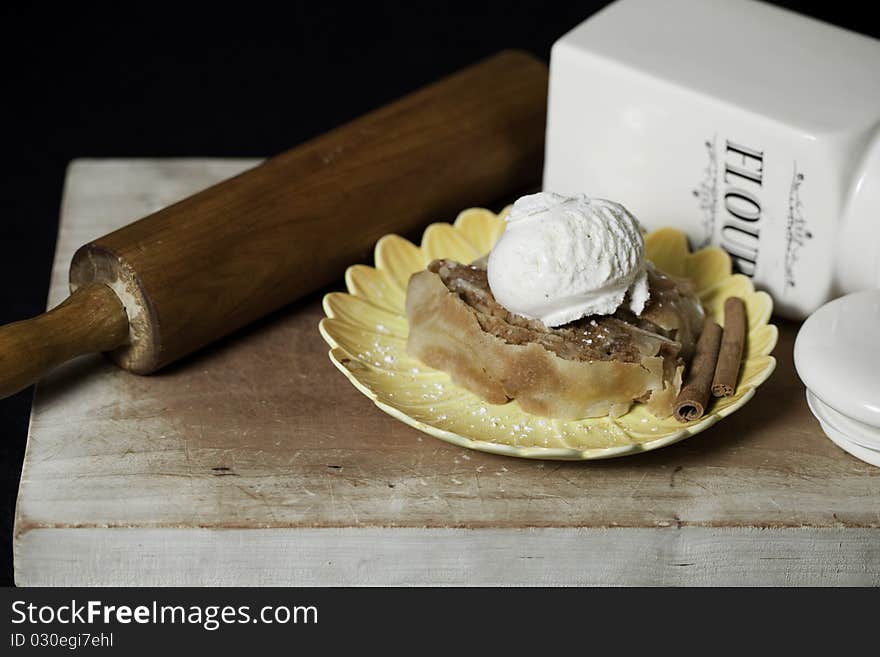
xmin=0 ymin=283 xmax=129 ymax=399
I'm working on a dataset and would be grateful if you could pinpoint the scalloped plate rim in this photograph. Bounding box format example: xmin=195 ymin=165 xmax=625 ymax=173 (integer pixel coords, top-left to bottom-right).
xmin=318 ymin=220 xmax=778 ymax=461
xmin=321 ymin=339 xmax=774 ymax=460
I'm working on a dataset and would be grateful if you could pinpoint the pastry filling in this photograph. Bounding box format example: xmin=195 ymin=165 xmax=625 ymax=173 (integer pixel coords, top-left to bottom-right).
xmin=429 ymin=258 xmax=689 ymax=365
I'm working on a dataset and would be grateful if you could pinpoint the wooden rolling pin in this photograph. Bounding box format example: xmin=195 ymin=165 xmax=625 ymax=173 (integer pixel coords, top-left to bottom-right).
xmin=0 ymin=50 xmax=547 ymax=399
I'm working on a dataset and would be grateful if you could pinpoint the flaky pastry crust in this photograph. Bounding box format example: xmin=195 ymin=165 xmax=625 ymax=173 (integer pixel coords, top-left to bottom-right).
xmin=405 ymin=260 xmax=703 ymax=420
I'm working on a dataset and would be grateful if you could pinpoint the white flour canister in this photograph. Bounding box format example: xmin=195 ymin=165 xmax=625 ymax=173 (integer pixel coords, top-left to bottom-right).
xmin=543 ymin=0 xmax=880 ymax=318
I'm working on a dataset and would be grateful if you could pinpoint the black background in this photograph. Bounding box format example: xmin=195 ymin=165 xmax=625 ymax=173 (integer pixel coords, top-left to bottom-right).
xmin=1 ymin=1 xmax=878 ymax=587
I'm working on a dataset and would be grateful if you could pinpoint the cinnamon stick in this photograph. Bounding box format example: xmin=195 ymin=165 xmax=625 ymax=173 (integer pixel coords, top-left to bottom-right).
xmin=712 ymin=297 xmax=747 ymax=397
xmin=674 ymin=318 xmax=723 ymax=423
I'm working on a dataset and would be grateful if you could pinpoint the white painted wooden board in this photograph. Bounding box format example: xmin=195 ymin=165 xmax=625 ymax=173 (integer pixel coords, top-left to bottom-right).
xmin=14 ymin=159 xmax=880 ymax=586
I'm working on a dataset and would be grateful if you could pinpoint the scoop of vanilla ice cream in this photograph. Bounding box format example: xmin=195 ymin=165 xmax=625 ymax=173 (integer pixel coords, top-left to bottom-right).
xmin=487 ymin=192 xmax=649 ymax=327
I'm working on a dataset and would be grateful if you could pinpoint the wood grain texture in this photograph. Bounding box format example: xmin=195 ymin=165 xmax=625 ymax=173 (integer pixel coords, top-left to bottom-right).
xmin=69 ymin=50 xmax=547 ymax=374
xmin=14 ymin=160 xmax=880 ymax=586
xmin=0 ymin=283 xmax=128 ymax=398
xmin=16 ymin=528 xmax=880 ymax=586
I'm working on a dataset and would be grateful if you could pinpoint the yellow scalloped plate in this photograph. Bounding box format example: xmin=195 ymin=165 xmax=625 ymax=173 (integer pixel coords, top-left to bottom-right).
xmin=318 ymin=207 xmax=777 ymax=460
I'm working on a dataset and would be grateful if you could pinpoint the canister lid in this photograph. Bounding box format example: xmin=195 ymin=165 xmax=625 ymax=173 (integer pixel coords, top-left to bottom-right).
xmin=807 ymin=391 xmax=880 ymax=467
xmin=794 ymin=290 xmax=880 ymax=430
